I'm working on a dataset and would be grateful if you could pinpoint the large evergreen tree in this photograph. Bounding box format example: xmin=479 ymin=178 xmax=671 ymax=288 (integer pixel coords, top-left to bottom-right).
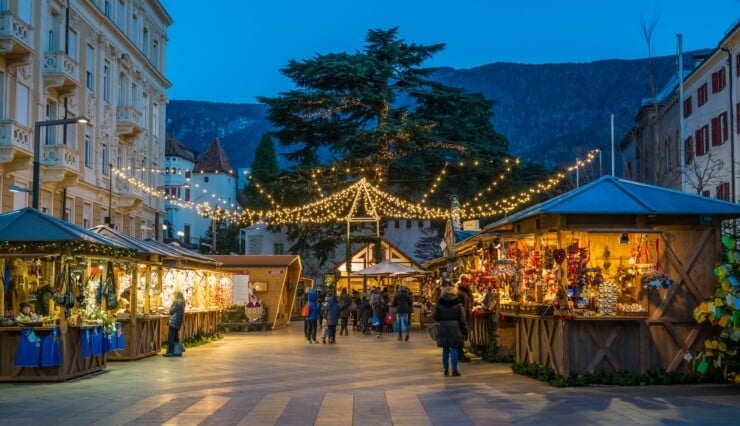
xmin=257 ymin=27 xmax=511 ymax=205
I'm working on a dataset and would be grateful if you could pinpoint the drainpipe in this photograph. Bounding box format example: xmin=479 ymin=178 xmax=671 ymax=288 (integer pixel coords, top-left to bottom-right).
xmin=721 ymin=47 xmax=736 ymax=202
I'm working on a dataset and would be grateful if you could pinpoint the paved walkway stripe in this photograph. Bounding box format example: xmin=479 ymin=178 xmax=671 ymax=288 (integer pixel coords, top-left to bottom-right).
xmin=237 ymin=392 xmax=292 ymax=426
xmin=315 ymin=392 xmax=353 ymax=426
xmin=386 ymin=390 xmax=432 ymax=426
xmin=163 ymin=395 xmax=230 ymax=425
xmin=90 ymin=394 xmax=174 ymax=426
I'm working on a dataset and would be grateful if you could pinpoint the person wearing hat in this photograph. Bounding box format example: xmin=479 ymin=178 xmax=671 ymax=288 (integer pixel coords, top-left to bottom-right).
xmin=16 ymin=301 xmax=38 ymax=323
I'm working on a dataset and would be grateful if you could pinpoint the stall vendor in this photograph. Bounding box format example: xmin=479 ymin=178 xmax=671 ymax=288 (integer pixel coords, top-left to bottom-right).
xmin=16 ymin=302 xmax=39 ymax=323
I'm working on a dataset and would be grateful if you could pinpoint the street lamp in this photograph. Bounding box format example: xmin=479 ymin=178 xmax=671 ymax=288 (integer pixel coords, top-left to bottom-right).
xmin=32 ymin=115 xmax=89 ymax=209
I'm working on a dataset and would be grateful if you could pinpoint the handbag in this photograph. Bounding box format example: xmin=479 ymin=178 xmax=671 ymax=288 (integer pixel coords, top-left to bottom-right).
xmin=372 ymin=314 xmax=381 ymax=327
xmin=428 ymin=323 xmax=440 ymax=341
xmin=301 ymin=303 xmax=310 ymax=317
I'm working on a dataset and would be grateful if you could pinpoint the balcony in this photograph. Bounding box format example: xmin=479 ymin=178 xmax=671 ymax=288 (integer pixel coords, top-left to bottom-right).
xmin=114 ymin=175 xmax=144 ymax=211
xmin=0 ymin=11 xmax=33 ymax=60
xmin=116 ymin=106 xmax=143 ymax=140
xmin=41 ymin=143 xmax=81 ymax=188
xmin=0 ymin=120 xmax=32 ymax=172
xmin=43 ymin=51 xmax=80 ymax=95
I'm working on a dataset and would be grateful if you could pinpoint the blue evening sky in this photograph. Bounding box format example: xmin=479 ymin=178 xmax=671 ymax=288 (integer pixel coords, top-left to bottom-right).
xmin=161 ymin=0 xmax=739 ymax=104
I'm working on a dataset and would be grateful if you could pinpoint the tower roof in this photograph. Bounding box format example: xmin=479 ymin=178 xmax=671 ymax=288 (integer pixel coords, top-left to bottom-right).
xmin=165 ymin=135 xmax=198 ymax=163
xmin=194 ymin=137 xmax=234 ymax=175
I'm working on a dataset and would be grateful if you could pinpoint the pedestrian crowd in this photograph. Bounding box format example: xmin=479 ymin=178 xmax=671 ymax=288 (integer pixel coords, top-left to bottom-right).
xmin=301 ymin=279 xmax=472 ymax=377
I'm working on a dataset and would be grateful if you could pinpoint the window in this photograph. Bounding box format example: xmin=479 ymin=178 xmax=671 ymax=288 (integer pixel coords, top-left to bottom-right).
xmin=103 ymin=60 xmax=110 ymax=102
xmin=684 ymin=137 xmax=693 ymax=165
xmin=394 ymin=220 xmax=400 ymax=228
xmin=247 ymin=235 xmax=263 ymax=255
xmin=48 ymin=30 xmax=55 ymax=52
xmin=716 ymin=182 xmax=730 ymax=201
xmin=142 ymin=92 xmax=148 ymax=127
xmin=737 ymin=53 xmax=740 ymax=77
xmin=711 ymin=68 xmax=726 ymax=93
xmin=67 ymin=30 xmax=78 ymax=60
xmin=17 ymin=0 xmax=30 ymax=24
xmin=102 ymin=144 xmax=109 ymax=176
xmin=0 ymin=71 xmax=4 ymax=117
xmin=711 ymin=112 xmax=729 ymax=146
xmin=695 ymin=125 xmax=709 ymax=156
xmin=131 ymin=13 xmax=138 ymax=43
xmin=273 ymin=243 xmax=284 ymax=255
xmin=185 ymin=188 xmax=190 ymax=202
xmin=83 ymin=204 xmax=92 ymax=228
xmin=130 ymin=82 xmax=137 ymax=107
xmin=697 ymin=83 xmax=708 ymax=107
xmin=103 ymin=0 xmax=111 ymax=17
xmin=115 ymin=0 xmax=125 ymax=29
xmin=142 ymin=27 xmax=149 ymax=55
xmin=84 ymin=135 xmax=93 ymax=168
xmin=118 ymin=74 xmax=126 ymax=107
xmin=203 ymin=176 xmax=209 ymax=183
xmin=152 ymin=102 xmax=160 ymax=136
xmin=683 ymin=96 xmax=692 ymax=118
xmin=737 ymin=102 xmax=740 ymax=135
xmin=406 ymin=220 xmax=412 ymax=228
xmin=152 ymin=39 xmax=159 ymax=68
xmin=86 ymin=45 xmax=95 ymax=90
xmin=15 ymin=82 xmax=29 ymax=126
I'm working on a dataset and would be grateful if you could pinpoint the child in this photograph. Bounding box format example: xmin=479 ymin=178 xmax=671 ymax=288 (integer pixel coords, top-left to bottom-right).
xmin=321 ymin=317 xmax=329 ymax=344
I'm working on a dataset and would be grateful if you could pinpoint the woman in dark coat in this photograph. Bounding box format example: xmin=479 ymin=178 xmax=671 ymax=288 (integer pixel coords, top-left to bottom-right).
xmin=433 ymin=285 xmax=468 ymax=376
xmin=164 ymin=291 xmax=185 ymax=357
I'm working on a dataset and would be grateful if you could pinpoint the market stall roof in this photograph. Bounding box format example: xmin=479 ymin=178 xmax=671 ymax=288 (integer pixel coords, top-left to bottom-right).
xmin=142 ymin=238 xmax=221 ymax=267
xmin=89 ymin=225 xmax=172 ymax=257
xmin=0 ymin=208 xmax=135 ymax=250
xmin=483 ymin=175 xmax=740 ymax=231
xmin=209 ymin=255 xmax=301 ymax=269
xmin=355 ymin=260 xmax=426 ymax=276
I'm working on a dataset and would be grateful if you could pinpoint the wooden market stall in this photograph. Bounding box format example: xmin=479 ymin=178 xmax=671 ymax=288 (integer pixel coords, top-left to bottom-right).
xmin=143 ymin=240 xmax=230 ymax=343
xmin=334 ymin=239 xmax=426 ymax=326
xmin=210 ymin=255 xmax=303 ymax=330
xmin=478 ymin=176 xmax=740 ymax=376
xmin=88 ymin=225 xmax=172 ymax=361
xmin=0 ymin=208 xmax=137 ymax=382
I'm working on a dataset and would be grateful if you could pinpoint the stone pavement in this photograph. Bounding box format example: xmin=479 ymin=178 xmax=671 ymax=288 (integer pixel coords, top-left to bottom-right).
xmin=1 ymin=321 xmax=739 ymax=425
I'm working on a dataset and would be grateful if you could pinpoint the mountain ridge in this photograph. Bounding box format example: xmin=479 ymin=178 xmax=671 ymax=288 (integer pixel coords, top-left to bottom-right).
xmin=165 ymin=51 xmax=706 ymax=171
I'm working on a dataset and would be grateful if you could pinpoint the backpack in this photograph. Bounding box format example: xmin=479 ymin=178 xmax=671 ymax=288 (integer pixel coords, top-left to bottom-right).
xmin=301 ymin=303 xmax=310 ymax=317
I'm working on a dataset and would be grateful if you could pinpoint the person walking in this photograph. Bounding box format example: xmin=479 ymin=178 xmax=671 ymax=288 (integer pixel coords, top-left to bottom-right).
xmin=326 ymin=294 xmax=341 ymax=343
xmin=433 ymin=285 xmax=468 ymax=376
xmin=164 ymin=291 xmax=185 ymax=357
xmin=392 ymin=285 xmax=413 ymax=341
xmin=369 ymin=287 xmax=386 ymax=338
xmin=305 ymin=291 xmax=320 ymax=344
xmin=358 ymin=295 xmax=373 ymax=334
xmin=338 ymin=288 xmax=352 ymax=336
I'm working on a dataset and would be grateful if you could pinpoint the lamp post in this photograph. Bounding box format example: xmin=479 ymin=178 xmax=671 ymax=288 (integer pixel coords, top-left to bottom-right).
xmin=32 ymin=115 xmax=89 ymax=209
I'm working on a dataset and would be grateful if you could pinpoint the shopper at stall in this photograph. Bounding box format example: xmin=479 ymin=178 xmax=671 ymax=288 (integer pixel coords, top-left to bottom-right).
xmin=164 ymin=291 xmax=185 ymax=357
xmin=392 ymin=285 xmax=413 ymax=341
xmin=456 ymin=279 xmax=474 ymax=362
xmin=433 ymin=285 xmax=468 ymax=377
xmin=338 ymin=288 xmax=352 ymax=336
xmin=305 ymin=290 xmax=320 ymax=344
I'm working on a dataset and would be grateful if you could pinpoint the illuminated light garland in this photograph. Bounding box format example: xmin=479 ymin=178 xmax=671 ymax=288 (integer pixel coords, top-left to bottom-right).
xmin=110 ymin=167 xmax=258 ymax=224
xmin=244 ymin=171 xmax=283 ymax=210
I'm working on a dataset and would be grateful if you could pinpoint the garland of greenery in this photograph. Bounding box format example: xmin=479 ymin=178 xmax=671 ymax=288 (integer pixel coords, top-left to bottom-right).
xmin=0 ymin=240 xmax=136 ymax=258
xmin=468 ymin=313 xmax=514 ymax=362
xmin=511 ymin=361 xmax=718 ymax=387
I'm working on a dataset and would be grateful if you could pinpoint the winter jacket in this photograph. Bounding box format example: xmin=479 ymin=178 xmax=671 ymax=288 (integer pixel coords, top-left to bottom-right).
xmin=392 ymin=288 xmax=413 ymax=315
xmin=339 ymin=292 xmax=352 ymax=319
xmin=433 ymin=293 xmax=468 ymax=349
xmin=168 ymin=301 xmax=185 ymax=329
xmin=306 ymin=291 xmax=320 ymax=321
xmin=370 ymin=292 xmax=385 ymax=315
xmin=326 ymin=295 xmax=341 ymax=325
